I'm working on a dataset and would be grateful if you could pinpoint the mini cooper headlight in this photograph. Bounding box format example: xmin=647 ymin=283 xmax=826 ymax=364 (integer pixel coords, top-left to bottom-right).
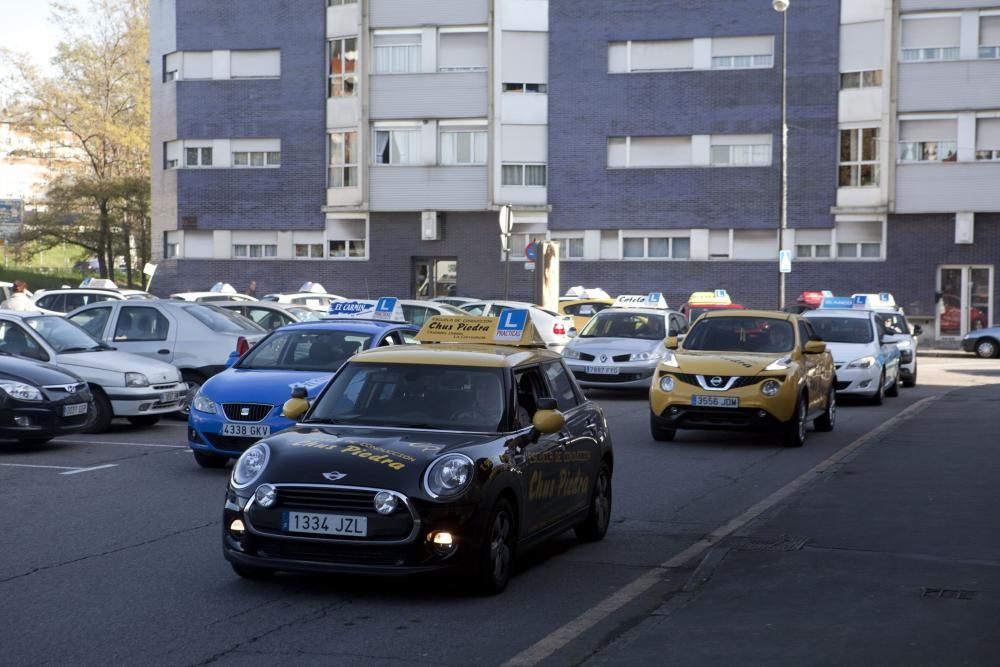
xmin=254 ymin=483 xmax=277 ymax=508
xmin=0 ymin=381 xmax=43 ymax=402
xmin=373 ymin=491 xmax=398 ymax=515
xmin=423 ymin=453 xmax=474 ymax=499
xmin=562 ymin=348 xmax=582 ymax=360
xmin=659 ymin=375 xmax=675 ymax=392
xmin=192 ymin=392 xmax=217 ymax=414
xmin=125 ymin=372 xmax=149 ymax=387
xmin=760 ymin=379 xmax=782 ymax=397
xmin=232 ymin=443 xmax=270 ymax=489
xmin=847 ymin=355 xmax=876 ymax=369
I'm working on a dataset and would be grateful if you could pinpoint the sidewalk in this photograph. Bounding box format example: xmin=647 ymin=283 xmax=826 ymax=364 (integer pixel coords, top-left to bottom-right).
xmin=585 ymin=384 xmax=1000 ymax=666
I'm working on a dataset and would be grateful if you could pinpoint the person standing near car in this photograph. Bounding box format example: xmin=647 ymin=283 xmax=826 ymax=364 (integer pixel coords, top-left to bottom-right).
xmin=0 ymin=280 xmax=39 ymax=312
xmin=247 ymin=280 xmax=257 ymax=298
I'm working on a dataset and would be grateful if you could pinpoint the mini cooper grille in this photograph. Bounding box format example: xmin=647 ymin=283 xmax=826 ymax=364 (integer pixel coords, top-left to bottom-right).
xmin=277 ymin=486 xmax=389 ymax=513
xmin=252 ymin=537 xmax=408 ymax=565
xmin=222 ymin=403 xmax=272 ymax=422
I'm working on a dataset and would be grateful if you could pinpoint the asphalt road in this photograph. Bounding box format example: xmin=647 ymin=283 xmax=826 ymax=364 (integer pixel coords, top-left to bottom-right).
xmin=2 ymin=356 xmax=996 ymax=667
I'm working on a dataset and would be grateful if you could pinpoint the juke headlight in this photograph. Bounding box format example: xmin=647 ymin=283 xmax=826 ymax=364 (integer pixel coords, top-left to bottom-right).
xmin=846 ymin=355 xmax=876 ymax=369
xmin=423 ymin=453 xmax=474 ymax=499
xmin=233 ymin=443 xmax=270 ymax=489
xmin=659 ymin=375 xmax=675 ymax=392
xmin=661 ymin=349 xmax=680 ymax=368
xmin=192 ymin=391 xmax=218 ymax=414
xmin=0 ymin=381 xmax=43 ymax=401
xmin=760 ymin=379 xmax=782 ymax=397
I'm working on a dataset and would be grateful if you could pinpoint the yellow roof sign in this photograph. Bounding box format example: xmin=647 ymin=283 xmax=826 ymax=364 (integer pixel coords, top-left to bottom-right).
xmin=416 ymin=312 xmax=544 ymax=346
xmin=687 ymin=289 xmax=731 ymax=305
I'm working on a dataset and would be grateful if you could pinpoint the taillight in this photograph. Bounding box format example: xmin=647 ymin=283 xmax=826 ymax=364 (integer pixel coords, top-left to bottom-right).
xmin=553 ymin=322 xmax=566 ymax=336
xmin=236 ymin=336 xmax=250 ymax=356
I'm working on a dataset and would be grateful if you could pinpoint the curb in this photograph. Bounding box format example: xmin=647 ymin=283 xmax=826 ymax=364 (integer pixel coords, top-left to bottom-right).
xmin=916 ymin=350 xmax=970 ymax=359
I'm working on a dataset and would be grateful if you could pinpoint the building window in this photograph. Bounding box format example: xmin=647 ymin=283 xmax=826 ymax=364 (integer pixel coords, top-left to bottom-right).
xmin=185 ymin=147 xmax=212 ymax=167
xmin=977 ymin=149 xmax=1000 ymax=161
xmin=328 ymin=0 xmax=356 ymax=5
xmin=608 ymin=39 xmax=695 ymax=73
xmin=373 ymin=128 xmax=420 ymax=165
xmin=510 ymin=233 xmax=547 ymax=259
xmin=295 ymin=244 xmax=325 ymax=258
xmin=233 ymin=151 xmax=281 ymax=167
xmin=622 ymin=236 xmax=690 ymax=259
xmin=373 ymin=33 xmax=420 ymax=74
xmin=795 ymin=244 xmax=831 ymax=259
xmin=840 ymin=69 xmax=882 ymax=89
xmin=608 ymin=136 xmax=693 ymax=168
xmin=502 ymin=83 xmax=548 ymax=93
xmin=710 ymin=141 xmax=771 ymax=166
xmin=837 ymin=243 xmax=881 ymax=258
xmin=328 ymin=38 xmax=358 ymax=97
xmin=711 ymin=54 xmax=773 ymax=69
xmin=440 ymin=129 xmax=487 ymax=165
xmin=554 ymin=237 xmax=585 ymax=260
xmin=900 ymin=46 xmax=959 ymax=62
xmin=438 ymin=31 xmax=488 ymax=72
xmin=501 ymin=164 xmax=547 ymax=186
xmin=976 ymin=118 xmax=1000 ymax=160
xmin=839 ymin=128 xmax=879 ymax=187
xmin=164 ymin=242 xmax=178 ymax=259
xmin=899 ymin=141 xmax=957 ymax=162
xmin=329 ymin=131 xmax=358 ymax=187
xmin=233 ymin=244 xmax=278 ymax=259
xmin=328 ymin=239 xmax=366 ymax=258
xmin=163 ymin=53 xmax=179 ymax=82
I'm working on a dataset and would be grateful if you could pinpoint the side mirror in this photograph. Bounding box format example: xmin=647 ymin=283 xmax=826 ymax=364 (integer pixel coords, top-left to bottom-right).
xmin=913 ymin=325 xmax=923 ymax=336
xmin=281 ymin=385 xmax=310 ymax=420
xmin=803 ymin=340 xmax=827 ymax=355
xmin=532 ymin=409 xmax=565 ymax=434
xmin=664 ymin=336 xmax=679 ymax=350
xmin=568 ymin=328 xmax=578 ymax=338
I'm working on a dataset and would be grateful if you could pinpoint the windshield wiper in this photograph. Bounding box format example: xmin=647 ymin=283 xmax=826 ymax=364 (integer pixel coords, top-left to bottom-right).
xmin=59 ymin=347 xmax=92 ymax=353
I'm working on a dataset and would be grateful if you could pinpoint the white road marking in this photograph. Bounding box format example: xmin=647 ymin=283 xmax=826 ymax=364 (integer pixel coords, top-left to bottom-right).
xmin=54 ymin=439 xmax=186 ymax=449
xmin=0 ymin=462 xmax=80 ymax=471
xmin=59 ymin=464 xmax=118 ymax=475
xmin=501 ymin=394 xmax=941 ymax=666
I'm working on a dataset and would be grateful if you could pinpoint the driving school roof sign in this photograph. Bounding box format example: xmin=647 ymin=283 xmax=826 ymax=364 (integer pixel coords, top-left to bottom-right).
xmin=416 ymin=312 xmax=542 ymax=346
xmin=613 ymin=293 xmax=669 ymax=309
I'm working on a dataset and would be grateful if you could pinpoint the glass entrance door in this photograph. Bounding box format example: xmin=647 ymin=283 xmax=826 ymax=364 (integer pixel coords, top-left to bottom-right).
xmin=413 ymin=257 xmax=458 ymax=299
xmin=937 ymin=265 xmax=993 ymax=337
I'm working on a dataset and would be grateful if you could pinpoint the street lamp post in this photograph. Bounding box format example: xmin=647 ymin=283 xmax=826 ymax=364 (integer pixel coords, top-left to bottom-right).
xmin=774 ymin=0 xmax=789 ymax=309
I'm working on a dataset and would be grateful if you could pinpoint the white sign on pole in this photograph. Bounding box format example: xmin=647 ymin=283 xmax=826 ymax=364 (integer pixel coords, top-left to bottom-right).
xmin=778 ymin=249 xmax=792 ymax=273
xmin=498 ymin=205 xmax=513 ymax=252
xmin=143 ymin=262 xmax=157 ymax=276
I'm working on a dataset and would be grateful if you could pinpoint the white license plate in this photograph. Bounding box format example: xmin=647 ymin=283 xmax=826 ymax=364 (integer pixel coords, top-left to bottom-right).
xmin=283 ymin=512 xmax=368 ymax=537
xmin=63 ymin=403 xmax=88 ymax=417
xmin=222 ymin=423 xmax=271 ymax=437
xmin=692 ymin=395 xmax=739 ymax=408
xmin=585 ymin=365 xmax=620 ymax=375
xmin=159 ymin=391 xmax=182 ymax=402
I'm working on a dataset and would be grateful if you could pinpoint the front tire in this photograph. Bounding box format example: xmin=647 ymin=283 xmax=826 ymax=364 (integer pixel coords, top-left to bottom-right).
xmin=473 ymin=499 xmax=516 ymax=595
xmin=886 ymin=373 xmax=899 ymax=397
xmin=814 ymin=386 xmax=836 ymax=432
xmin=575 ymin=462 xmax=612 ymax=542
xmin=650 ymin=413 xmax=676 ymax=442
xmin=174 ymin=371 xmax=205 ymax=419
xmin=83 ymin=387 xmax=113 ymax=434
xmin=902 ymin=363 xmax=917 ymax=388
xmin=869 ymin=372 xmax=885 ymax=406
xmin=975 ymin=338 xmax=999 ymax=359
xmin=193 ymin=450 xmax=229 ymax=468
xmin=783 ymin=395 xmax=807 ymax=448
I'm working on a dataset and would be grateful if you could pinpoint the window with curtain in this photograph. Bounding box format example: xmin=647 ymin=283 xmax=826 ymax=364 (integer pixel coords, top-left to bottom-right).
xmin=839 ymin=128 xmax=879 ymax=186
xmin=329 ymin=131 xmax=358 ymax=187
xmin=373 ymin=129 xmax=420 ymax=165
xmin=440 ymin=129 xmax=487 ymax=165
xmin=328 ymin=38 xmax=358 ymax=97
xmin=373 ymin=33 xmax=420 ymax=73
xmin=976 ymin=118 xmax=1000 ymax=160
xmin=501 ymin=163 xmax=547 ymax=186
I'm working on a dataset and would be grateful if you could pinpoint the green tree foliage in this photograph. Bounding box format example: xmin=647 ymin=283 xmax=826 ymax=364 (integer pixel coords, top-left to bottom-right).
xmin=1 ymin=0 xmax=150 ymax=284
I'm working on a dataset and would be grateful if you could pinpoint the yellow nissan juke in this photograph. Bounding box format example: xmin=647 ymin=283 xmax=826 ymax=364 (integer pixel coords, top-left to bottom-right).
xmin=649 ymin=310 xmax=836 ymax=447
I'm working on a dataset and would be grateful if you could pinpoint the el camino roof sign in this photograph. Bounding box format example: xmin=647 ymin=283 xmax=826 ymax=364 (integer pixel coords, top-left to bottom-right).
xmin=416 ymin=312 xmax=544 ymax=346
xmin=326 ymin=297 xmax=405 ymax=322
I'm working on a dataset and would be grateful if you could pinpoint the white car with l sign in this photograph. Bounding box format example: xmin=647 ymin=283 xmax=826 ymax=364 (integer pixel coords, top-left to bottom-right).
xmin=0 ymin=312 xmax=185 ymax=431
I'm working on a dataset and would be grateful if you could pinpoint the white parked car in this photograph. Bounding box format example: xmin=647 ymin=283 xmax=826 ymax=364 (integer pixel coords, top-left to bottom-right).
xmin=563 ymin=299 xmax=688 ymax=390
xmin=171 ymin=281 xmax=256 ymax=303
xmin=65 ymin=300 xmax=267 ymax=414
xmin=459 ymin=300 xmax=575 ymax=353
xmin=0 ymin=311 xmax=185 ymax=431
xmin=32 ymin=287 xmax=155 ymax=314
xmin=804 ymin=307 xmax=901 ymax=405
xmin=874 ymin=308 xmax=920 ymax=387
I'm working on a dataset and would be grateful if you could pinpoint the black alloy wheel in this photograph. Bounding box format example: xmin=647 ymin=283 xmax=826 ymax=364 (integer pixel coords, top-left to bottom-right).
xmin=649 ymin=412 xmax=676 ymax=442
xmin=869 ymin=372 xmax=885 ymax=406
xmin=475 ymin=499 xmax=516 ymax=595
xmin=783 ymin=395 xmax=807 ymax=448
xmin=575 ymin=462 xmax=612 ymax=542
xmin=83 ymin=387 xmax=113 ymax=434
xmin=814 ymin=386 xmax=835 ymax=432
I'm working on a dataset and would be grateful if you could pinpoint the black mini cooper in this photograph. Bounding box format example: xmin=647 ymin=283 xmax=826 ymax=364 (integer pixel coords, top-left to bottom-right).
xmin=222 ymin=342 xmax=614 ymax=594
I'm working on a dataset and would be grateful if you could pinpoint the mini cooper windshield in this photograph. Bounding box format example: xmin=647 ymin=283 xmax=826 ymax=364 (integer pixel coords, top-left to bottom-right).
xmin=683 ymin=316 xmax=794 ymax=353
xmin=808 ymin=317 xmax=874 ymax=344
xmin=238 ymin=330 xmax=373 ymax=371
xmin=579 ymin=311 xmax=666 ymax=340
xmin=308 ymin=362 xmax=507 ymax=432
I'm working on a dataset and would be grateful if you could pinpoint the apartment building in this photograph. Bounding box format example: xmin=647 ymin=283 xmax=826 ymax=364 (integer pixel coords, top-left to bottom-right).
xmin=151 ymin=0 xmax=998 ymax=339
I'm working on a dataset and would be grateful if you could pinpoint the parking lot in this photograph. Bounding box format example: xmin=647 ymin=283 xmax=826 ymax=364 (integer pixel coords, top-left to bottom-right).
xmin=2 ymin=355 xmax=995 ymax=666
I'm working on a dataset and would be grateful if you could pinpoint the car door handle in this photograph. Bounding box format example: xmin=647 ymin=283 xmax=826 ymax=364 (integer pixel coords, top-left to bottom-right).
xmin=584 ymin=419 xmax=599 ymax=432
xmin=557 ymin=435 xmax=572 ymax=448
xmin=157 ymin=349 xmax=170 ymax=355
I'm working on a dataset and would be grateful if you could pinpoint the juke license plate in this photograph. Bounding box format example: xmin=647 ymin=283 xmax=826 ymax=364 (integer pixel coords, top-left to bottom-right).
xmin=585 ymin=365 xmax=620 ymax=375
xmin=692 ymin=395 xmax=739 ymax=408
xmin=283 ymin=512 xmax=368 ymax=537
xmin=222 ymin=423 xmax=271 ymax=437
xmin=63 ymin=403 xmax=88 ymax=417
